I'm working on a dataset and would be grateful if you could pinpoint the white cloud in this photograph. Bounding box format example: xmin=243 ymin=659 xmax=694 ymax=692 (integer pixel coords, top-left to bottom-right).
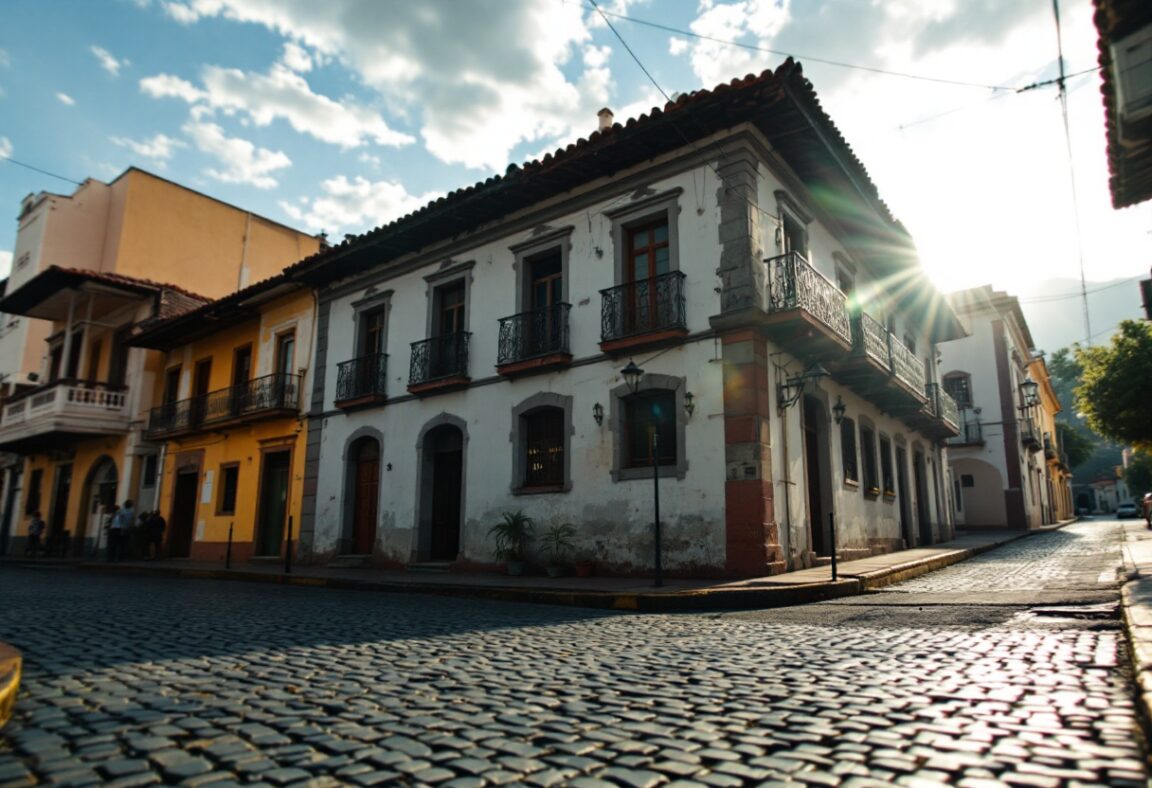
xmin=142 ymin=64 xmax=412 ymax=149
xmin=182 ymin=121 xmax=290 ymax=188
xmin=56 ymin=92 xmax=75 ymax=106
xmin=110 ymin=133 xmax=187 ymax=162
xmin=668 ymin=37 xmax=689 ymax=56
xmin=163 ymin=1 xmax=201 ymax=24
xmin=280 ymin=41 xmax=312 ymax=73
xmin=279 ymin=175 xmax=442 ymax=235
xmin=140 ymin=73 xmax=205 ymax=103
xmin=144 ymin=0 xmax=616 ymax=170
xmin=91 ymin=45 xmax=127 ymax=76
xmin=0 ymin=137 xmax=11 ymax=158
xmin=0 ymin=251 xmax=12 ymax=279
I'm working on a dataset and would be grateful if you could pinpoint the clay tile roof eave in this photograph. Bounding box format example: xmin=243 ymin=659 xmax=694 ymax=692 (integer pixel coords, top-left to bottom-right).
xmin=288 ymin=59 xmax=912 ymax=286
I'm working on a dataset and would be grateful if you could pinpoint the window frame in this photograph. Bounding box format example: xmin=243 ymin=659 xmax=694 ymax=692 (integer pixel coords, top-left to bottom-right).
xmin=510 ymin=393 xmax=573 ymax=495
xmin=860 ymin=423 xmax=880 ymax=498
xmin=879 ymin=434 xmax=895 ymax=499
xmin=510 ymin=226 xmax=573 ymax=313
xmin=604 ymin=188 xmax=683 ymax=286
xmin=422 ymin=260 xmax=475 ymax=339
xmin=610 ymin=373 xmax=688 ymax=482
xmin=840 ymin=417 xmax=859 ymax=487
xmin=943 ymin=372 xmax=973 ymax=409
xmin=216 ymin=462 xmax=240 ymax=516
xmin=774 ymin=190 xmax=812 ymax=259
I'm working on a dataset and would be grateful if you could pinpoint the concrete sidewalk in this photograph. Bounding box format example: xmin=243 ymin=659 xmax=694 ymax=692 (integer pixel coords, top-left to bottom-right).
xmin=3 ymin=526 xmax=1048 ymax=612
xmin=1118 ymin=517 xmax=1152 ymax=731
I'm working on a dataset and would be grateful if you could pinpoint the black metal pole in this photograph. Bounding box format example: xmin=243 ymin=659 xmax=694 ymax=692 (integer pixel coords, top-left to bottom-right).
xmin=829 ymin=512 xmax=837 ymax=581
xmin=225 ymin=521 xmax=233 ymax=569
xmin=284 ymin=515 xmax=293 ymax=574
xmin=653 ymin=430 xmax=662 ymax=588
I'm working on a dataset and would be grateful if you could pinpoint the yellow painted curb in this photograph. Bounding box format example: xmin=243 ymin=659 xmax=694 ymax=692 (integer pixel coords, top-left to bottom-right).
xmin=0 ymin=641 xmax=22 ymax=729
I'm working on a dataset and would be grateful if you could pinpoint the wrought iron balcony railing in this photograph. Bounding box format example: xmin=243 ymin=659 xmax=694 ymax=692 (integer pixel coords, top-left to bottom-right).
xmin=410 ymin=332 xmax=470 ymax=386
xmin=852 ymin=311 xmax=890 ymax=367
xmin=888 ymin=336 xmax=925 ymax=394
xmin=1019 ymin=415 xmax=1041 ymax=450
xmin=147 ymin=372 xmax=300 ymax=437
xmin=948 ymin=408 xmax=984 ymax=445
xmin=336 ymin=353 xmax=388 ymax=403
xmin=934 ymin=384 xmax=959 ymax=430
xmin=766 ymin=252 xmax=852 ymax=345
xmin=497 ymin=304 xmax=571 ymax=365
xmin=600 ymin=271 xmax=686 ymax=342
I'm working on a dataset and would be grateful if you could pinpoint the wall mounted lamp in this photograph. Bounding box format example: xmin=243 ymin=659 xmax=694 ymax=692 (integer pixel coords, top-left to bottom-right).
xmin=683 ymin=391 xmax=695 ymax=419
xmin=621 ymin=359 xmax=644 ymax=394
xmin=1018 ymin=378 xmax=1040 ymax=409
xmin=592 ymin=402 xmax=604 ymax=426
xmin=832 ymin=395 xmax=846 ymax=425
xmin=776 ymin=362 xmax=831 ymax=412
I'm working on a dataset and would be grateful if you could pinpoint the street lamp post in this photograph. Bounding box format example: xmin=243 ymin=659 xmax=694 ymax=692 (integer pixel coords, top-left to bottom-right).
xmin=622 ymin=360 xmax=662 ymax=588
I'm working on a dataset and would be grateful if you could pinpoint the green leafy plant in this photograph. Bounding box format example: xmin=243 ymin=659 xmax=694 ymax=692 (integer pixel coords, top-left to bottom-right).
xmin=541 ymin=522 xmax=576 ymax=566
xmin=488 ymin=510 xmax=534 ymax=562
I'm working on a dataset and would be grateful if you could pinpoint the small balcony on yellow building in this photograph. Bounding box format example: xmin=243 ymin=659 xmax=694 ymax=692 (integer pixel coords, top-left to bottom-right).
xmin=0 ymin=380 xmax=131 ymax=453
xmin=146 ymin=372 xmax=301 ymax=439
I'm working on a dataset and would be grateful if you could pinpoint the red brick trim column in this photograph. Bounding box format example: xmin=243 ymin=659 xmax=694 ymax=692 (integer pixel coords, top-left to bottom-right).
xmin=722 ymin=330 xmax=786 ymax=576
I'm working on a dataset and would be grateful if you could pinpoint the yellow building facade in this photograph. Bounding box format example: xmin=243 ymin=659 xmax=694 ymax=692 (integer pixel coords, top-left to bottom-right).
xmin=131 ymin=280 xmax=314 ymax=563
xmin=1029 ymin=356 xmax=1074 ymax=522
xmin=0 ymin=170 xmax=320 ymax=557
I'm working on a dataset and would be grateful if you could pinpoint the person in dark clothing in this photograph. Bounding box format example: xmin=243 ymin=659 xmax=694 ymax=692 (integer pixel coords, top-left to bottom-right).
xmin=148 ymin=510 xmax=166 ymax=559
xmin=25 ymin=512 xmax=45 ymax=557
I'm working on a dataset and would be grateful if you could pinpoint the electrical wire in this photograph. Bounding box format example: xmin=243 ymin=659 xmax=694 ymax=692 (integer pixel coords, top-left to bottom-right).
xmin=588 ymin=3 xmax=1016 ymax=92
xmin=1017 ymin=274 xmax=1146 ymax=304
xmin=0 ymin=154 xmax=84 ymax=187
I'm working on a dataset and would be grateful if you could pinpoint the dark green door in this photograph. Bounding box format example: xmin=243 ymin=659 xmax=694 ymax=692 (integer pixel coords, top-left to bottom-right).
xmin=255 ymin=451 xmax=290 ymax=556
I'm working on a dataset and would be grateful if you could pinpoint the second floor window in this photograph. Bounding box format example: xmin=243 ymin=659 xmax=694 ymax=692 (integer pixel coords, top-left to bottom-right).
xmin=360 ymin=307 xmax=387 ymax=357
xmin=438 ymin=281 xmax=466 ymax=336
xmin=943 ymin=373 xmax=972 ymax=408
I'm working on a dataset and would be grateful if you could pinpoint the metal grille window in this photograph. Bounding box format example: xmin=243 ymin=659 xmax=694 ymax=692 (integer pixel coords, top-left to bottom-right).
xmin=624 ymin=390 xmax=676 ymax=468
xmin=841 ymin=418 xmax=858 ymax=484
xmin=943 ymin=373 xmax=972 ymax=409
xmin=523 ymin=408 xmax=564 ymax=487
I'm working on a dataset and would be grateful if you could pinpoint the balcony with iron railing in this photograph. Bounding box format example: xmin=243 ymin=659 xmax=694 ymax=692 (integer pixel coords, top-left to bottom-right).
xmin=1043 ymin=434 xmax=1058 ymax=461
xmin=496 ymin=304 xmax=572 ymax=376
xmin=600 ymin=271 xmax=687 ymax=354
xmin=334 ymin=353 xmax=388 ymax=409
xmin=408 ymin=332 xmax=471 ymax=394
xmin=761 ymin=252 xmax=853 ymax=357
xmin=837 ymin=311 xmax=928 ymax=415
xmin=146 ymin=372 xmax=300 ymax=439
xmin=908 ymin=382 xmax=961 ymax=439
xmin=0 ymin=379 xmax=131 ymax=452
xmin=947 ymin=407 xmax=984 ymax=446
xmin=1019 ymin=415 xmax=1042 ymax=452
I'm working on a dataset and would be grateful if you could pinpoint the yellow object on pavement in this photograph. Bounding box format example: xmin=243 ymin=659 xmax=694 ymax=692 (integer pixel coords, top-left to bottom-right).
xmin=0 ymin=641 xmax=21 ymax=729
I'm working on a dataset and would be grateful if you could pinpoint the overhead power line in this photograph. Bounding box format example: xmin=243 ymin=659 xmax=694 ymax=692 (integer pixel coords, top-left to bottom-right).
xmin=0 ymin=154 xmax=84 ymax=187
xmin=588 ymin=3 xmax=1017 ymax=91
xmin=1017 ymin=274 xmax=1146 ymax=304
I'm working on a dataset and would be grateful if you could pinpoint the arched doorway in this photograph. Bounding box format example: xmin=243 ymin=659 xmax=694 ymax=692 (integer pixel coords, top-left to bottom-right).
xmin=80 ymin=457 xmax=118 ymax=556
xmin=419 ymin=423 xmax=464 ymax=562
xmin=346 ymin=437 xmax=380 ymax=555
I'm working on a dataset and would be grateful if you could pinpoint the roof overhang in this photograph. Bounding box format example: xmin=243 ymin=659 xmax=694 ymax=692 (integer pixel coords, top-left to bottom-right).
xmin=1094 ymin=0 xmax=1152 ymax=207
xmin=0 ymin=268 xmax=157 ymax=321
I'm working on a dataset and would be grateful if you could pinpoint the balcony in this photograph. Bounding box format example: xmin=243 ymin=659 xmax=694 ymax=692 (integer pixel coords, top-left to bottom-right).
xmin=904 ymin=382 xmax=961 ymax=440
xmin=1043 ymin=435 xmax=1057 ymax=461
xmin=1019 ymin=415 xmax=1042 ymax=453
xmin=834 ymin=311 xmax=929 ymax=415
xmin=496 ymin=304 xmax=572 ymax=377
xmin=760 ymin=252 xmax=853 ymax=358
xmin=600 ymin=271 xmax=687 ymax=354
xmin=335 ymin=353 xmax=388 ymax=409
xmin=409 ymin=332 xmax=470 ymax=395
xmin=948 ymin=408 xmax=984 ymax=446
xmin=0 ymin=380 xmax=130 ymax=452
xmin=146 ymin=373 xmax=300 ymax=439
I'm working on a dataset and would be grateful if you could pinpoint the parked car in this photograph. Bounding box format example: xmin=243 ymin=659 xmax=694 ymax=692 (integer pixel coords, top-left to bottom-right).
xmin=1116 ymin=501 xmax=1139 ymax=519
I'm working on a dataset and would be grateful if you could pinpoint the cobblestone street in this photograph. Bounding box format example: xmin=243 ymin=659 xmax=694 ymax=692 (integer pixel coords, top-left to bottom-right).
xmin=0 ymin=520 xmax=1147 ymax=786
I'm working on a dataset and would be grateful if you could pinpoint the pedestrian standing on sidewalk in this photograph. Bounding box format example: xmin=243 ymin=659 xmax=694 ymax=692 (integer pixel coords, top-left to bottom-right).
xmin=25 ymin=512 xmax=44 ymax=557
xmin=106 ymin=504 xmax=127 ymax=562
xmin=148 ymin=510 xmax=166 ymax=559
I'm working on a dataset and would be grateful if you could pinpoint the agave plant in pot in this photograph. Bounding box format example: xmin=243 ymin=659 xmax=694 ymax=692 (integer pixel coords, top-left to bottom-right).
xmin=489 ymin=510 xmax=534 ymax=575
xmin=541 ymin=522 xmax=576 ymax=578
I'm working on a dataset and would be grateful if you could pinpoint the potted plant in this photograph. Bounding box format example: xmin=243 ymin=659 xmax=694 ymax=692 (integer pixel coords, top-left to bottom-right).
xmin=489 ymin=510 xmax=534 ymax=575
xmin=541 ymin=522 xmax=576 ymax=578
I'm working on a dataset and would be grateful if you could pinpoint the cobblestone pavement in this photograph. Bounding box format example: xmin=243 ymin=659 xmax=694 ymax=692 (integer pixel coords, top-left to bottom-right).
xmin=0 ymin=521 xmax=1147 ymax=787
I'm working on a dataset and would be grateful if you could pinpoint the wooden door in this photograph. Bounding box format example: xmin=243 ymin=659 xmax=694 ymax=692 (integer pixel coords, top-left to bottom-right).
xmin=255 ymin=451 xmax=290 ymax=556
xmin=625 ymin=219 xmax=669 ymax=332
xmin=529 ymin=253 xmax=562 ymax=354
xmin=896 ymin=446 xmax=913 ymax=546
xmin=351 ymin=440 xmax=379 ymax=554
xmin=430 ymin=448 xmax=462 ymax=561
xmin=914 ymin=450 xmax=932 ymax=545
xmin=168 ymin=471 xmax=198 ymax=558
xmin=802 ymin=398 xmax=827 ymax=555
xmin=231 ymin=345 xmax=252 ymax=416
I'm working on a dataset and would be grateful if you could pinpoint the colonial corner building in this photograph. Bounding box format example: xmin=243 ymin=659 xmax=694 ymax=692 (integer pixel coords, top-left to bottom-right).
xmin=1 ymin=62 xmax=1004 ymax=577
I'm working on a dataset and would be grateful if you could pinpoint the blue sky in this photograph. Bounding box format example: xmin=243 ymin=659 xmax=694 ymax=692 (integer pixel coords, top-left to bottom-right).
xmin=1 ymin=0 xmax=1149 ymax=306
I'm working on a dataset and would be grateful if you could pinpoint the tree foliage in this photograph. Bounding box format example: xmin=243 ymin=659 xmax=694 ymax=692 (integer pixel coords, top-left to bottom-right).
xmin=1127 ymin=451 xmax=1152 ymax=498
xmin=1074 ymin=321 xmax=1152 ymax=452
xmin=1056 ymin=422 xmax=1094 ymax=468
